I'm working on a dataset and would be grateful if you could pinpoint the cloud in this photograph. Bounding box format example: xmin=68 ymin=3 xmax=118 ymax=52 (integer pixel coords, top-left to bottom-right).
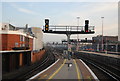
xmin=10 ymin=3 xmax=38 ymax=15
xmin=18 ymin=8 xmax=37 ymax=15
xmin=70 ymin=3 xmax=117 ymax=18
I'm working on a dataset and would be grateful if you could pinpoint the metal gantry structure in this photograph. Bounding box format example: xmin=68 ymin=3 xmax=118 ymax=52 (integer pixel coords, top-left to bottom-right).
xmin=43 ymin=19 xmax=95 ymax=60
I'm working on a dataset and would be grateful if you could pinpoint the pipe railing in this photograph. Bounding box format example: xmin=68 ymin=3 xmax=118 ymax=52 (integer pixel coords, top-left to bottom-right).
xmin=43 ymin=25 xmax=95 ymax=32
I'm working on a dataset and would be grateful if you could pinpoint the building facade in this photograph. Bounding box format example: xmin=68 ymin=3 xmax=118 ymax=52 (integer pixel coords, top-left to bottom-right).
xmin=0 ymin=23 xmax=33 ymax=74
xmin=31 ymin=27 xmax=43 ymax=51
xmin=30 ymin=27 xmax=44 ymax=63
xmin=0 ymin=23 xmax=45 ymax=76
xmin=0 ymin=23 xmax=33 ymax=51
xmin=92 ymin=35 xmax=118 ymax=44
xmin=92 ymin=35 xmax=118 ymax=52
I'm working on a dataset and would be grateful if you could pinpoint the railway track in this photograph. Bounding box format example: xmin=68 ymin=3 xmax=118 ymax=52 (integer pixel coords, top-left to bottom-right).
xmin=79 ymin=57 xmax=120 ymax=81
xmin=19 ymin=55 xmax=50 ymax=79
xmin=14 ymin=50 xmax=56 ymax=80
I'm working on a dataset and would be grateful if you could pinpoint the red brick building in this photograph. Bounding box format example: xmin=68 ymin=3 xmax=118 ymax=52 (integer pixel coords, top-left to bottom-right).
xmin=1 ymin=34 xmax=33 ymax=51
xmin=0 ymin=23 xmax=33 ymax=51
xmin=0 ymin=23 xmax=45 ymax=76
xmin=0 ymin=23 xmax=34 ymax=74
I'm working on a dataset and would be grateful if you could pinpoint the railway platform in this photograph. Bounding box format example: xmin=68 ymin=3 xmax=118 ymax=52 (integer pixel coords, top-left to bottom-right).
xmin=27 ymin=59 xmax=98 ymax=81
xmin=79 ymin=51 xmax=120 ymax=59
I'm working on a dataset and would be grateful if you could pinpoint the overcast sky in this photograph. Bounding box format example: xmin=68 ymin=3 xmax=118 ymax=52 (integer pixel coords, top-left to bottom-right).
xmin=1 ymin=1 xmax=119 ymax=43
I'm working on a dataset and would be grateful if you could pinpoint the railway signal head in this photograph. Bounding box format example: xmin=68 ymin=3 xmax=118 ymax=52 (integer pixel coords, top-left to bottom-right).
xmin=85 ymin=20 xmax=89 ymax=25
xmin=85 ymin=20 xmax=89 ymax=32
xmin=45 ymin=19 xmax=49 ymax=32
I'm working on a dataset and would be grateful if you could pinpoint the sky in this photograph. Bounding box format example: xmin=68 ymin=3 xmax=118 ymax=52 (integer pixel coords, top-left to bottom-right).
xmin=1 ymin=0 xmax=120 ymax=2
xmin=1 ymin=1 xmax=119 ymax=43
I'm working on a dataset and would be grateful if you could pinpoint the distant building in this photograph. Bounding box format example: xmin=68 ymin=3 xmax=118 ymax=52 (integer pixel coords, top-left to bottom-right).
xmin=92 ymin=35 xmax=118 ymax=51
xmin=92 ymin=35 xmax=118 ymax=44
xmin=30 ymin=27 xmax=43 ymax=51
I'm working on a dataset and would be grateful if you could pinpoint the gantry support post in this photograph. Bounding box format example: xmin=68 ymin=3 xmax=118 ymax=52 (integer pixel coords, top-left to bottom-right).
xmin=66 ymin=34 xmax=71 ymax=60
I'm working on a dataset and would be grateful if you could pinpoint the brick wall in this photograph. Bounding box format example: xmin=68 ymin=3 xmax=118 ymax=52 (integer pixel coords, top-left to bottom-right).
xmin=1 ymin=34 xmax=33 ymax=51
xmin=31 ymin=50 xmax=45 ymax=63
xmin=7 ymin=34 xmax=20 ymax=50
xmin=29 ymin=38 xmax=33 ymax=50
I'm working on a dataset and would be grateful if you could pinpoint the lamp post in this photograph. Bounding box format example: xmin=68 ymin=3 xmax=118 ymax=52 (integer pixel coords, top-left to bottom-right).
xmin=77 ymin=17 xmax=80 ymax=31
xmin=105 ymin=37 xmax=107 ymax=54
xmin=76 ymin=17 xmax=80 ymax=51
xmin=101 ymin=17 xmax=104 ymax=51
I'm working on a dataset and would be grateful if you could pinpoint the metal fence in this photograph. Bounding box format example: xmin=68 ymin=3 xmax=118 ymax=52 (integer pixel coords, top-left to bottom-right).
xmin=43 ymin=25 xmax=95 ymax=32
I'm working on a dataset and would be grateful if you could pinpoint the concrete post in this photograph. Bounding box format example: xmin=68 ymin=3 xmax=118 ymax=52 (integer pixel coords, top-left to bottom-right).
xmin=67 ymin=34 xmax=71 ymax=60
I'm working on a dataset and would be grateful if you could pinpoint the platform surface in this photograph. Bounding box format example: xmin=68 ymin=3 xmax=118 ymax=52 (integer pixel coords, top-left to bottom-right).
xmin=28 ymin=59 xmax=98 ymax=81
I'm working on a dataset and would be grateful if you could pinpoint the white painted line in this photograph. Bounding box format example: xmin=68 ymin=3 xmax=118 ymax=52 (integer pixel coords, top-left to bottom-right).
xmin=79 ymin=59 xmax=99 ymax=81
xmin=26 ymin=59 xmax=60 ymax=81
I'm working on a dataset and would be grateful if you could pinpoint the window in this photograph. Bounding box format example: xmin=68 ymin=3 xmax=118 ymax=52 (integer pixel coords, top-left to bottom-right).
xmin=20 ymin=44 xmax=22 ymax=47
xmin=22 ymin=44 xmax=25 ymax=47
xmin=15 ymin=42 xmax=19 ymax=47
xmin=20 ymin=35 xmax=24 ymax=41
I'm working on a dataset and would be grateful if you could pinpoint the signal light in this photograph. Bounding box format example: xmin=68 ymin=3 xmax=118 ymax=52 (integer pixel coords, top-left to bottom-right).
xmin=45 ymin=28 xmax=48 ymax=31
xmin=85 ymin=30 xmax=88 ymax=32
xmin=45 ymin=25 xmax=48 ymax=27
xmin=85 ymin=20 xmax=89 ymax=25
xmin=45 ymin=19 xmax=49 ymax=32
xmin=85 ymin=20 xmax=89 ymax=33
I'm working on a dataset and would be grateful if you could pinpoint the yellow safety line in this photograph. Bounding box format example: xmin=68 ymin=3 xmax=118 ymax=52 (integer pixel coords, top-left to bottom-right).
xmin=39 ymin=74 xmax=47 ymax=79
xmin=73 ymin=59 xmax=81 ymax=81
xmin=46 ymin=59 xmax=66 ymax=81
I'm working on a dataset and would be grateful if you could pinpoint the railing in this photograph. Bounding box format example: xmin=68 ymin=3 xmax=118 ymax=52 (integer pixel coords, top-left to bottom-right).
xmin=43 ymin=25 xmax=95 ymax=32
